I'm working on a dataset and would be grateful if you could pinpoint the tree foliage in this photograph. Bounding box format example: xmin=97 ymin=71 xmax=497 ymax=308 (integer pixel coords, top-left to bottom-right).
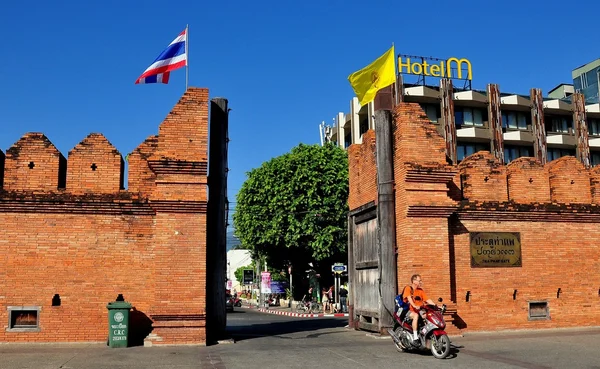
xmin=233 ymin=262 xmax=287 ymax=284
xmin=233 ymin=143 xmax=348 ymax=270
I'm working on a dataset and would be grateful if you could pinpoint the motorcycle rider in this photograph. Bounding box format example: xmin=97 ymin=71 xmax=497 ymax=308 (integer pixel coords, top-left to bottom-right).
xmin=402 ymin=274 xmax=436 ymax=342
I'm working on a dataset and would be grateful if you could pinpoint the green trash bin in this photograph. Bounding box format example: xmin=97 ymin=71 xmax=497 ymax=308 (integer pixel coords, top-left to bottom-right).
xmin=107 ymin=301 xmax=132 ymax=348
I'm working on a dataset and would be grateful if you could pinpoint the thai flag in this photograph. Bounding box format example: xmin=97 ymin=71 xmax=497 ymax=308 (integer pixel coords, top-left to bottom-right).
xmin=135 ymin=28 xmax=187 ymax=84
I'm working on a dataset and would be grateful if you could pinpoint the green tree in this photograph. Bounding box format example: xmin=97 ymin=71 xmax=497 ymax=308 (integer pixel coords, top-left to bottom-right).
xmin=233 ymin=143 xmax=348 ymax=271
xmin=234 ymin=263 xmax=287 ymax=284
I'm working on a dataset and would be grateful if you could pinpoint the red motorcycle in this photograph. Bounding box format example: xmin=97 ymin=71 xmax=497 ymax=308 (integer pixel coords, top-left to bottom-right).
xmin=388 ymin=298 xmax=451 ymax=359
xmin=233 ymin=297 xmax=242 ymax=307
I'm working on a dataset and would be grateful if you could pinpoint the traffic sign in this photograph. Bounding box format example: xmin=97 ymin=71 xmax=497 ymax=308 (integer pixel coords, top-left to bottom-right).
xmin=243 ymin=269 xmax=254 ymax=284
xmin=331 ymin=264 xmax=347 ymax=273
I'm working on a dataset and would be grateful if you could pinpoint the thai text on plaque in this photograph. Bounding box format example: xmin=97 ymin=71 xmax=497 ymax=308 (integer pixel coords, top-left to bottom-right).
xmin=470 ymin=232 xmax=522 ymax=267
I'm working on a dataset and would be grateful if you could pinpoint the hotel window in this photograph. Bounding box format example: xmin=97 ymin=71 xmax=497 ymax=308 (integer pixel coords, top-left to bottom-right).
xmin=7 ymin=306 xmax=41 ymax=332
xmin=504 ymin=145 xmax=531 ymax=164
xmin=547 ymin=148 xmax=576 ymax=162
xmin=457 ymin=142 xmax=489 ymax=161
xmin=574 ymin=76 xmax=583 ymax=91
xmin=455 ymin=108 xmax=485 ymax=127
xmin=420 ymin=104 xmax=440 ymax=123
xmin=591 ymin=152 xmax=600 ymax=167
xmin=502 ymin=111 xmax=529 ymax=130
xmin=359 ymin=118 xmax=369 ymax=137
xmin=585 ymin=69 xmax=599 ymax=89
xmin=546 ymin=116 xmax=571 ymax=134
xmin=589 ymin=118 xmax=600 ymax=136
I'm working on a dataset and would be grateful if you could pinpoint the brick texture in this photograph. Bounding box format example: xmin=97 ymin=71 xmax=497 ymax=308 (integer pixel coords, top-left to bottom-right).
xmin=548 ymin=156 xmax=591 ymax=204
xmin=0 ymin=87 xmax=210 ymax=345
xmin=127 ymin=135 xmax=158 ymax=197
xmin=348 ymin=102 xmax=600 ymax=334
xmin=506 ymin=157 xmax=550 ymax=203
xmin=153 ymin=87 xmax=209 ymax=163
xmin=3 ymin=133 xmax=66 ymax=192
xmin=459 ymin=151 xmax=508 ymax=202
xmin=66 ymin=133 xmax=124 ymax=194
xmin=347 ymin=130 xmax=377 ymax=210
xmin=590 ymin=166 xmax=600 ymax=204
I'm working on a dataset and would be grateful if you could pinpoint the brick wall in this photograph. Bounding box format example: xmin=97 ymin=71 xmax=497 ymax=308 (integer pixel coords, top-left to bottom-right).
xmin=347 ymin=130 xmax=377 ymax=210
xmin=66 ymin=133 xmax=124 ymax=194
xmin=154 ymin=88 xmax=209 ymax=163
xmin=0 ymin=213 xmax=155 ymax=343
xmin=3 ymin=133 xmax=66 ymax=192
xmin=591 ymin=166 xmax=600 ymax=204
xmin=506 ymin=157 xmax=550 ymax=203
xmin=452 ymin=219 xmax=600 ymax=330
xmin=548 ymin=156 xmax=591 ymax=203
xmin=0 ymin=87 xmax=210 ymax=345
xmin=348 ymin=101 xmax=600 ymax=334
xmin=127 ymin=135 xmax=158 ymax=197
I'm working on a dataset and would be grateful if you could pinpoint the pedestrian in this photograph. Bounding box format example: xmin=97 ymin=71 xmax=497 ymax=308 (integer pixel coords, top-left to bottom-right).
xmin=339 ymin=284 xmax=348 ymax=313
xmin=322 ymin=288 xmax=329 ymax=312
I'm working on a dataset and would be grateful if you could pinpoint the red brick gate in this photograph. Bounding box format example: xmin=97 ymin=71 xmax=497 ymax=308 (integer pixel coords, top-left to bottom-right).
xmin=348 ymin=102 xmax=600 ymax=334
xmin=0 ymin=87 xmax=226 ymax=345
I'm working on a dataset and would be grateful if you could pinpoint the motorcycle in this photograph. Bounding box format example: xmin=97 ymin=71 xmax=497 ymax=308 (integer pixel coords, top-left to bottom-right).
xmin=233 ymin=297 xmax=242 ymax=307
xmin=388 ymin=297 xmax=451 ymax=359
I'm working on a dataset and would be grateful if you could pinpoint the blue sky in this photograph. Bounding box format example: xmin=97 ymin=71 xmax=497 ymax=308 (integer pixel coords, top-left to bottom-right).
xmin=1 ymin=0 xmax=599 ymax=228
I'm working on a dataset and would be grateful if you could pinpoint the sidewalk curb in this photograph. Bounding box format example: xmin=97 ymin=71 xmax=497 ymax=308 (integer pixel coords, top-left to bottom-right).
xmin=255 ymin=307 xmax=348 ymax=318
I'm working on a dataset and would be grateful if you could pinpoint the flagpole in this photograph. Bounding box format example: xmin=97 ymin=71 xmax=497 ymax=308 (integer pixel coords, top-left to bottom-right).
xmin=392 ymin=42 xmax=398 ymax=105
xmin=185 ymin=24 xmax=189 ymax=91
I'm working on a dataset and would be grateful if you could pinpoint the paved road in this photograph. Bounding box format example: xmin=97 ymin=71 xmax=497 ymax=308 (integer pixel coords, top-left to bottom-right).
xmin=1 ymin=309 xmax=600 ymax=368
xmin=222 ymin=309 xmax=600 ymax=369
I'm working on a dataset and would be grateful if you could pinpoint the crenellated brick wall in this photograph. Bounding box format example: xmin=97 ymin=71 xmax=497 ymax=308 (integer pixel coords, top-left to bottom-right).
xmin=66 ymin=133 xmax=124 ymax=194
xmin=127 ymin=135 xmax=158 ymax=197
xmin=348 ymin=102 xmax=600 ymax=334
xmin=3 ymin=133 xmax=67 ymax=192
xmin=506 ymin=157 xmax=550 ymax=204
xmin=0 ymin=87 xmax=211 ymax=345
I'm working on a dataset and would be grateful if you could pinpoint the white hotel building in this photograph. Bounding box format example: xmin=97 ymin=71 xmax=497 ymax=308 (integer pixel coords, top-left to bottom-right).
xmin=321 ymin=58 xmax=600 ymax=166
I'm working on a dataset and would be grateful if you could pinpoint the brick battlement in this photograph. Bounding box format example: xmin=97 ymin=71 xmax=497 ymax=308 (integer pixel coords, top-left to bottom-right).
xmin=349 ymin=103 xmax=600 ymax=214
xmin=0 ymin=87 xmax=209 ymax=200
xmin=457 ymin=151 xmax=596 ymax=206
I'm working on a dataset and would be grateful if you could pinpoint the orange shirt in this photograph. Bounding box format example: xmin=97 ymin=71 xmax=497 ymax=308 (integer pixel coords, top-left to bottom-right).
xmin=403 ymin=285 xmax=428 ymax=312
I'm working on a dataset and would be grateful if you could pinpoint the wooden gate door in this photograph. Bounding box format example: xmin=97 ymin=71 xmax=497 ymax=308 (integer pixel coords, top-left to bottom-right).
xmin=348 ymin=202 xmax=380 ymax=332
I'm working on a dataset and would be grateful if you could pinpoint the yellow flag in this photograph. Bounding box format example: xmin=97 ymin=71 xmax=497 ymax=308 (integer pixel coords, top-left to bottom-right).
xmin=347 ymin=45 xmax=396 ymax=106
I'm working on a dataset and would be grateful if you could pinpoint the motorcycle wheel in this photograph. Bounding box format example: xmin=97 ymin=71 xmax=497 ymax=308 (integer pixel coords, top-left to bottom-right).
xmin=392 ymin=326 xmax=408 ymax=352
xmin=430 ymin=334 xmax=451 ymax=359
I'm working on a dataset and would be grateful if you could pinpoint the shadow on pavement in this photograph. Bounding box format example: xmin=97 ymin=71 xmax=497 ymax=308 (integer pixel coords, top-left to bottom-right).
xmin=226 ymin=317 xmax=347 ymax=341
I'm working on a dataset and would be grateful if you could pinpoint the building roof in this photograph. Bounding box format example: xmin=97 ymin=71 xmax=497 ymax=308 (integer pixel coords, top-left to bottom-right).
xmin=548 ymin=83 xmax=574 ymax=94
xmin=572 ymin=58 xmax=600 ymax=79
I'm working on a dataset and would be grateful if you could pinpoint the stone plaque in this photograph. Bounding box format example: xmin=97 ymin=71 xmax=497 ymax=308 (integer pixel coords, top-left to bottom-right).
xmin=470 ymin=232 xmax=522 ymax=267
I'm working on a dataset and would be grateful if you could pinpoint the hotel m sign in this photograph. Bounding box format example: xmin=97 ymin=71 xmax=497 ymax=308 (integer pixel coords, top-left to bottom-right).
xmin=470 ymin=232 xmax=522 ymax=268
xmin=398 ymin=55 xmax=473 ymax=81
